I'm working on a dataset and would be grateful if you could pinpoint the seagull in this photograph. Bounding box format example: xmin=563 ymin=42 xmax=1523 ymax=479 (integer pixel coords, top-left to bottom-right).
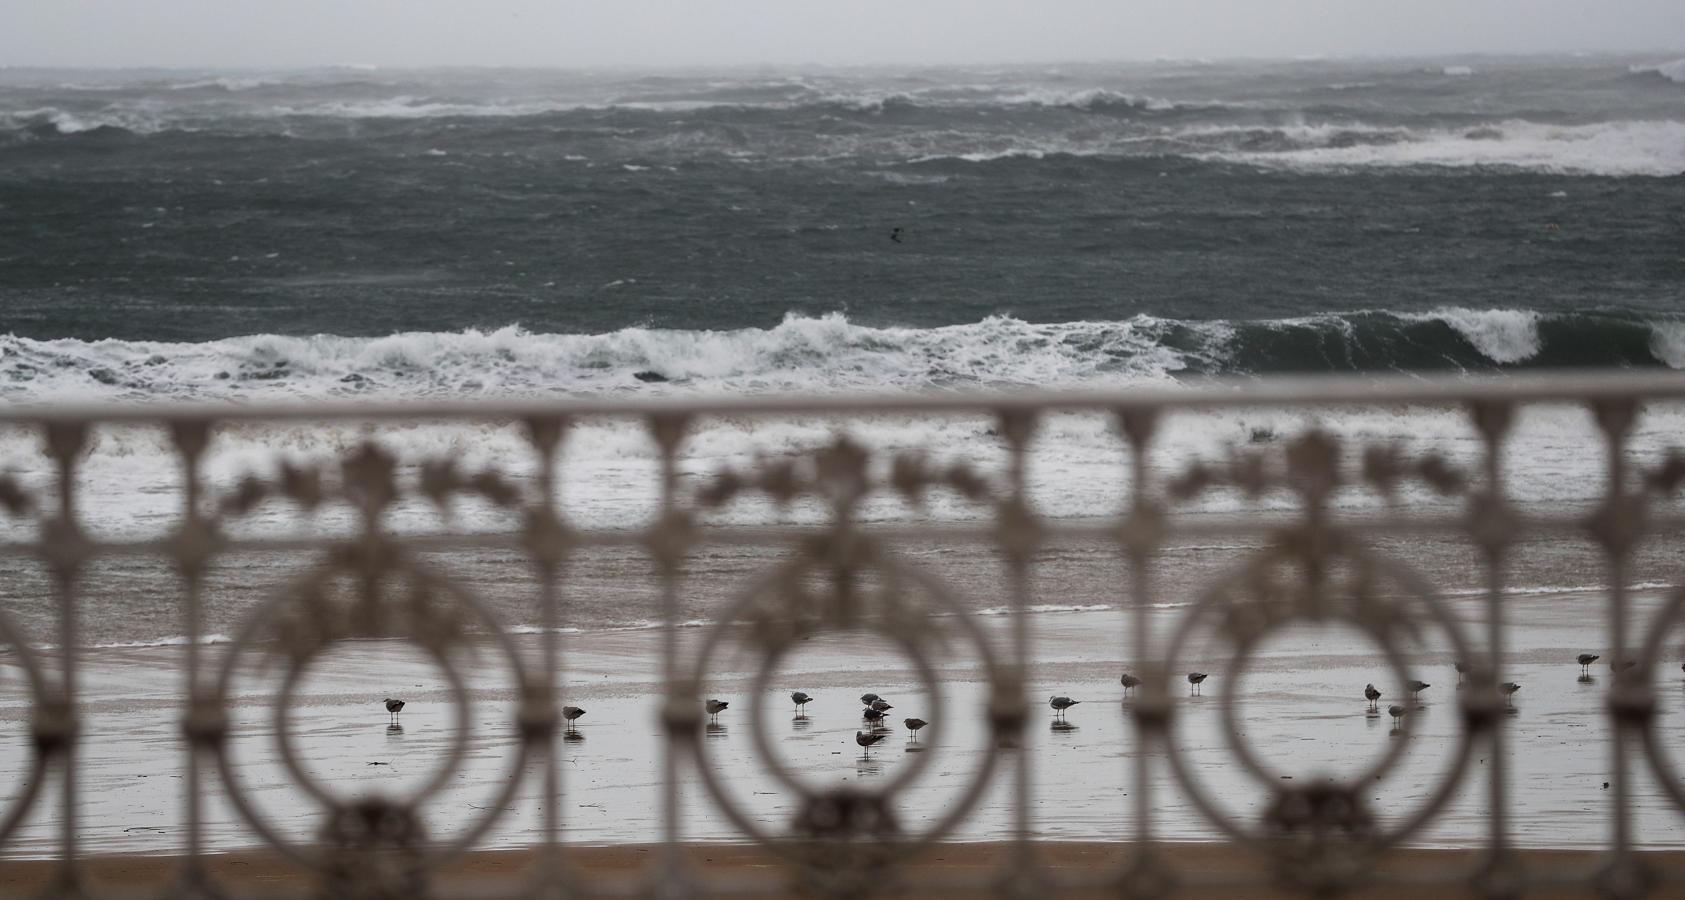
xmin=855 ymin=730 xmax=888 ymax=755
xmin=790 ymin=691 xmax=812 ymax=713
xmin=870 ymin=699 xmax=893 ymax=713
xmin=1120 ymin=673 xmax=1143 ymax=696
xmin=890 ymin=227 xmax=904 ymax=244
xmin=1407 ymin=680 xmax=1430 ymax=699
xmin=1187 ymin=673 xmax=1209 ymax=696
xmin=1049 ymin=695 xmax=1080 ymax=720
xmin=384 ymin=698 xmax=405 ymax=723
xmin=1364 ymin=683 xmax=1381 ymax=710
xmin=860 ymin=693 xmax=881 ymax=706
xmin=561 ymin=706 xmax=585 ymax=729
xmin=1388 ymin=704 xmax=1406 ymax=730
xmin=705 ymin=699 xmax=729 ymax=722
xmin=1500 ymin=682 xmax=1522 ymax=705
xmin=862 ymin=707 xmax=887 ymax=726
xmin=1575 ymin=653 xmax=1600 ymax=674
xmin=904 ymin=717 xmax=928 ymax=739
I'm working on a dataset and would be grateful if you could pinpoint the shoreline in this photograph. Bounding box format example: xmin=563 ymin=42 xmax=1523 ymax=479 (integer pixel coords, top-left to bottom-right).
xmin=4 ymin=598 xmax=1685 ymax=855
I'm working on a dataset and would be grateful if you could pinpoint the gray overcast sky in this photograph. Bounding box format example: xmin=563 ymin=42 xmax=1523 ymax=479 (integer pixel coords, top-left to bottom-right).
xmin=4 ymin=1 xmax=1683 ymax=69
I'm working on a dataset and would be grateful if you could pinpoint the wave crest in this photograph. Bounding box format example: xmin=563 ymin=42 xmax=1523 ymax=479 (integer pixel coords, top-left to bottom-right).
xmin=3 ymin=309 xmax=1683 ymax=408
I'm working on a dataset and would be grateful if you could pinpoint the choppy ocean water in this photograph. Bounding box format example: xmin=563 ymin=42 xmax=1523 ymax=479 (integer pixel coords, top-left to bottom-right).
xmin=2 ymin=56 xmax=1684 ymax=644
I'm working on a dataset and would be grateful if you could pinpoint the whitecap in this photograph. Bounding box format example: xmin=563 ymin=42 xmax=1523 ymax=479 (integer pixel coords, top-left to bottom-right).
xmin=1406 ymin=308 xmax=1542 ymax=364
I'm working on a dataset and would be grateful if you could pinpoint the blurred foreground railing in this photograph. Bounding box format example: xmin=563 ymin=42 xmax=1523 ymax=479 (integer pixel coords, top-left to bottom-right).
xmin=3 ymin=371 xmax=1685 ymax=898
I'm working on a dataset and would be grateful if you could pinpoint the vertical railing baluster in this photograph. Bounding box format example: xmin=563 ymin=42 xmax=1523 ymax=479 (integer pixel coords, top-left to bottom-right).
xmin=1470 ymin=401 xmax=1515 ymax=892
xmin=43 ymin=421 xmax=87 ymax=896
xmin=171 ymin=420 xmax=212 ymax=893
xmin=1119 ymin=409 xmax=1161 ymax=884
xmin=1593 ymin=399 xmax=1638 ymax=884
xmin=649 ymin=413 xmax=691 ymax=892
xmin=998 ymin=409 xmax=1038 ymax=888
xmin=527 ymin=416 xmax=568 ymax=888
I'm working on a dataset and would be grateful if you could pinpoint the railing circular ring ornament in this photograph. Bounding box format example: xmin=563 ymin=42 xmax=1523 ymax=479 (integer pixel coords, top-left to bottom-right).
xmin=686 ymin=534 xmax=1008 ymax=872
xmin=207 ymin=541 xmax=538 ymax=875
xmin=1158 ymin=530 xmax=1480 ymax=889
xmin=0 ymin=608 xmax=51 ymax=847
xmin=1629 ymin=584 xmax=1685 ymax=809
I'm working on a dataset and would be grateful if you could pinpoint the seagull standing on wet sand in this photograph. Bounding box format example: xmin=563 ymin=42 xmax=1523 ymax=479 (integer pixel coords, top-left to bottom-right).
xmin=1577 ymin=654 xmax=1600 ymax=674
xmin=384 ymin=698 xmax=405 ymax=723
xmin=860 ymin=693 xmax=880 ymax=706
xmin=870 ymin=699 xmax=893 ymax=714
xmin=1187 ymin=673 xmax=1209 ymax=696
xmin=904 ymin=717 xmax=928 ymax=740
xmin=790 ymin=692 xmax=812 ymax=713
xmin=1455 ymin=663 xmax=1467 ymax=685
xmin=863 ymin=707 xmax=887 ymax=727
xmin=1121 ymin=673 xmax=1143 ymax=696
xmin=1364 ymin=684 xmax=1381 ymax=710
xmin=1501 ymin=682 xmax=1522 ymax=705
xmin=561 ymin=706 xmax=586 ymax=729
xmin=1388 ymin=704 xmax=1406 ymax=730
xmin=1049 ymin=695 xmax=1080 ymax=720
xmin=1407 ymin=680 xmax=1430 ymax=700
xmin=706 ymin=699 xmax=729 ymax=723
xmin=856 ymin=730 xmax=888 ymax=755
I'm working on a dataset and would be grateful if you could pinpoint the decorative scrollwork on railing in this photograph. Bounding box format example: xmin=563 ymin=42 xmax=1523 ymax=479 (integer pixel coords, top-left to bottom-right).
xmin=3 ymin=377 xmax=1685 ymax=898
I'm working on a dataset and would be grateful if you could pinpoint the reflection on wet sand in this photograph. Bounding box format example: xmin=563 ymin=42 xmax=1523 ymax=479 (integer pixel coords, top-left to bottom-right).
xmin=791 ymin=715 xmax=812 ymax=732
xmin=706 ymin=722 xmax=729 ymax=739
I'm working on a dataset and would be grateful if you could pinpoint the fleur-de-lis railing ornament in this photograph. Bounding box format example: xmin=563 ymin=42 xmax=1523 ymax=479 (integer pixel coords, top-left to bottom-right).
xmin=694 ymin=434 xmax=1002 ymax=522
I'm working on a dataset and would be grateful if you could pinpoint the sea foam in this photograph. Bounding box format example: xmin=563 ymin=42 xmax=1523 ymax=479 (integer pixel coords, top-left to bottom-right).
xmin=1404 ymin=308 xmax=1542 ymax=365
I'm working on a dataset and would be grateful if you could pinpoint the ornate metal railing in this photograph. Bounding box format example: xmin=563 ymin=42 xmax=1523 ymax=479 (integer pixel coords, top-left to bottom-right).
xmin=3 ymin=371 xmax=1685 ymax=898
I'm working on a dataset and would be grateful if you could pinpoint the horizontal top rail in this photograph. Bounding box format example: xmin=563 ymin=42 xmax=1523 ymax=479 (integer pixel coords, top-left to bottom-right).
xmin=2 ymin=369 xmax=1685 ymax=425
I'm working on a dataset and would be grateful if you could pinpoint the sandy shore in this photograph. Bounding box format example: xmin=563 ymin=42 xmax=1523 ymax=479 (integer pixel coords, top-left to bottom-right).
xmin=6 ymin=843 xmax=1685 ymax=898
xmin=4 ymin=589 xmax=1685 ymax=858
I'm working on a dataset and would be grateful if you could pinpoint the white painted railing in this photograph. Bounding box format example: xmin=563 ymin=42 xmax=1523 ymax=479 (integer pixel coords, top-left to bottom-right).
xmin=2 ymin=371 xmax=1685 ymax=897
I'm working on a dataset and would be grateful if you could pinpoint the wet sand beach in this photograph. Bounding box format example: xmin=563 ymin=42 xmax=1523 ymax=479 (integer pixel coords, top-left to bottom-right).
xmin=3 ymin=588 xmax=1684 ymax=858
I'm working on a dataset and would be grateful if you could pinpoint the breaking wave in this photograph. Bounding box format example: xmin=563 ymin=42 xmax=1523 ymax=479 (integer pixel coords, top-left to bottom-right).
xmin=1629 ymin=60 xmax=1685 ymax=84
xmin=0 ymin=308 xmax=1680 ymax=408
